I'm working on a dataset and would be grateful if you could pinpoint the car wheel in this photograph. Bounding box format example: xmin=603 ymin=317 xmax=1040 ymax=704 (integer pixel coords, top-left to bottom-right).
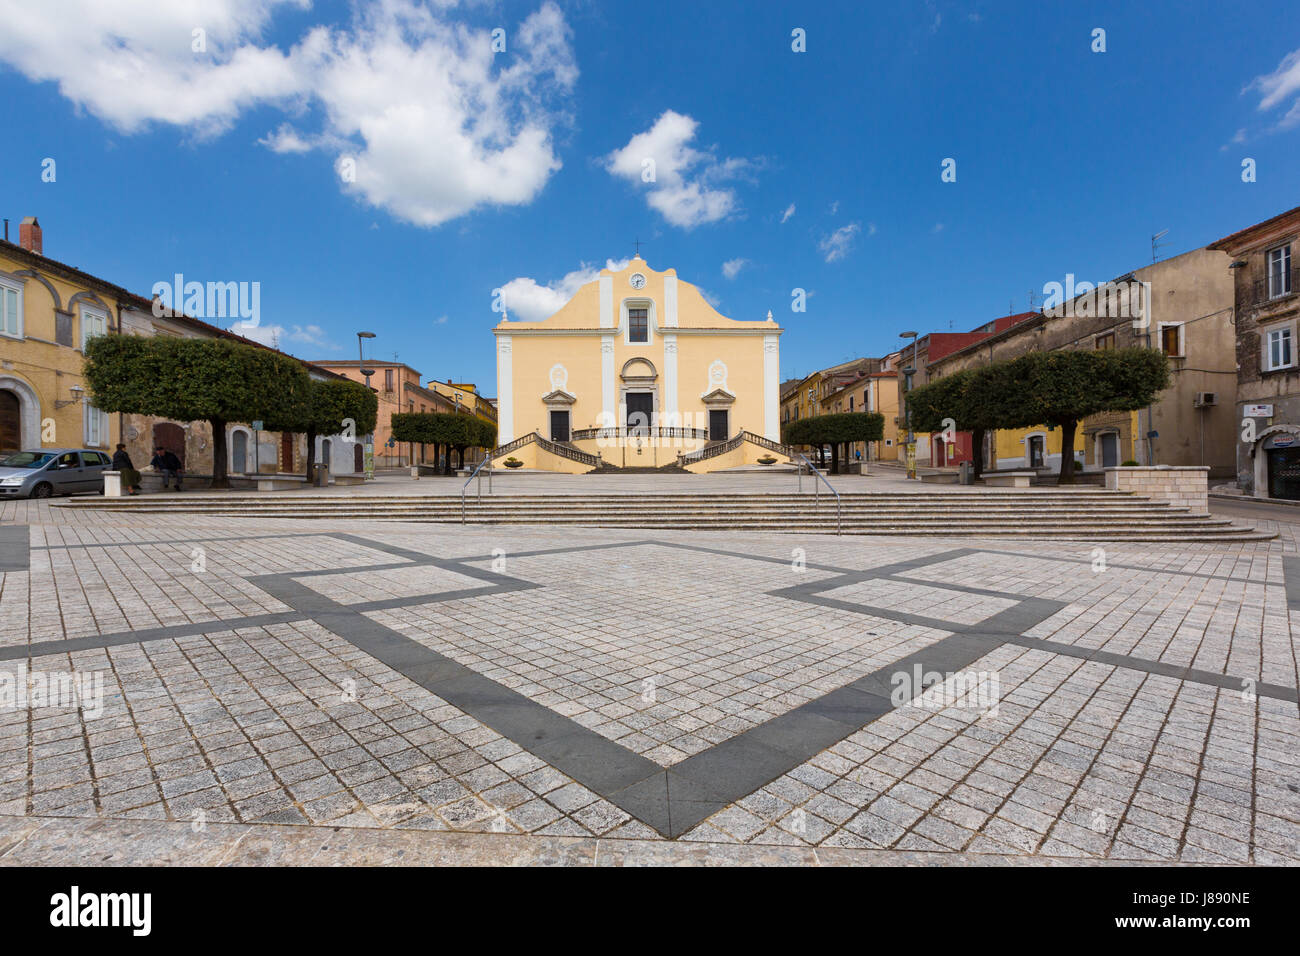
xmin=31 ymin=483 xmax=53 ymax=499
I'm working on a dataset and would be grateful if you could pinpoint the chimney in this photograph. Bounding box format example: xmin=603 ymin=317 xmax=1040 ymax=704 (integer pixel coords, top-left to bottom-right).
xmin=19 ymin=217 xmax=41 ymax=254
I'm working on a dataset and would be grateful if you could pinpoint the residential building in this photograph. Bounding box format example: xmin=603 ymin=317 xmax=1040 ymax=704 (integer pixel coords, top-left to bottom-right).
xmin=1 ymin=215 xmax=351 ymax=483
xmin=1208 ymin=204 xmax=1300 ymax=498
xmin=310 ymin=360 xmax=458 ymax=468
xmin=923 ymin=247 xmax=1235 ymax=476
xmin=428 ymin=380 xmax=497 ymax=426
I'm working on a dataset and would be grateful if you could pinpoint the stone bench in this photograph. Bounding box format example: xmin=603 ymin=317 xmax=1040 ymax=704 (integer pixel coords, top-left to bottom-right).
xmin=332 ymin=474 xmax=366 ymax=486
xmin=919 ymin=471 xmax=959 ymax=484
xmin=256 ymin=475 xmax=308 ymax=492
xmin=982 ymin=471 xmax=1036 ymax=488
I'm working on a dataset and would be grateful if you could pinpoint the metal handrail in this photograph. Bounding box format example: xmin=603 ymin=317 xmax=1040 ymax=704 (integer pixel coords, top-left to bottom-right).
xmin=460 ymin=453 xmax=493 ymax=524
xmin=794 ymin=453 xmax=841 ymax=535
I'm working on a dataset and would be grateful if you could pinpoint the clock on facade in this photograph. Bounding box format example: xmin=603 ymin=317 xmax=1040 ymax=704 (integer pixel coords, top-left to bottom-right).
xmin=629 ymin=273 xmax=646 ymax=289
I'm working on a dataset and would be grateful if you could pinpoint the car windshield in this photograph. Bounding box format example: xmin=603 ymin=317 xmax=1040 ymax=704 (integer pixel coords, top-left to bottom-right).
xmin=0 ymin=452 xmax=56 ymax=469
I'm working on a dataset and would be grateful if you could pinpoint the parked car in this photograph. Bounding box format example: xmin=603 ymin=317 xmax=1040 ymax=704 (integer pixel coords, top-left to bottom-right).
xmin=0 ymin=449 xmax=113 ymax=499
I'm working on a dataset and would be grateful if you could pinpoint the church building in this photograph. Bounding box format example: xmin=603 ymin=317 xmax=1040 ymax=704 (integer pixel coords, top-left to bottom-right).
xmin=493 ymin=256 xmax=788 ymax=471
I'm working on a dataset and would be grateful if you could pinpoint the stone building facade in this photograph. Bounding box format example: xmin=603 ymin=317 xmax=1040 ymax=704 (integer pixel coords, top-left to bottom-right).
xmin=1208 ymin=204 xmax=1300 ymax=498
xmin=924 ymin=247 xmax=1236 ymax=477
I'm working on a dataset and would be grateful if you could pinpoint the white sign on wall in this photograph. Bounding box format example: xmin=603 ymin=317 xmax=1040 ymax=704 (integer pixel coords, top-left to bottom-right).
xmin=1243 ymin=404 xmax=1274 ymax=417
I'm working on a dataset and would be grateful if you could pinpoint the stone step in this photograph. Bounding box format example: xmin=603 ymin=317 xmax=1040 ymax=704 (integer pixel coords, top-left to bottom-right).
xmin=60 ymin=489 xmax=1268 ymax=540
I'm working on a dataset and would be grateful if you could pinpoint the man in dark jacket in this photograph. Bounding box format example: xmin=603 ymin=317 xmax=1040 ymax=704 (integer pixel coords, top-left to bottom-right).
xmin=112 ymin=444 xmax=141 ymax=495
xmin=150 ymin=446 xmax=183 ymax=491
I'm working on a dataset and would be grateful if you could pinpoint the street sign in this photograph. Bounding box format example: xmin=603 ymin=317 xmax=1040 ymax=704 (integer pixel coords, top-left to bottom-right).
xmin=251 ymin=420 xmax=263 ymax=431
xmin=1244 ymin=404 xmax=1274 ymax=418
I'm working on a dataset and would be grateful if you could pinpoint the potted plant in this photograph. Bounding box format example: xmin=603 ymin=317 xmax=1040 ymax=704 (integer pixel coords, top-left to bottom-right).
xmin=757 ymin=455 xmax=778 ymax=466
xmin=503 ymin=457 xmax=523 ymax=469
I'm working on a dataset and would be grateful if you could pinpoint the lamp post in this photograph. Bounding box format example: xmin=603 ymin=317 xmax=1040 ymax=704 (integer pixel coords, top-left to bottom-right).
xmin=357 ymin=331 xmax=376 ymax=478
xmin=900 ymin=331 xmax=918 ymax=479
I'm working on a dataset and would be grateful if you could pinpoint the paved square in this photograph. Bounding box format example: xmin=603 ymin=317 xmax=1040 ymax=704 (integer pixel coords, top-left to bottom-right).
xmin=1 ymin=501 xmax=1297 ymax=862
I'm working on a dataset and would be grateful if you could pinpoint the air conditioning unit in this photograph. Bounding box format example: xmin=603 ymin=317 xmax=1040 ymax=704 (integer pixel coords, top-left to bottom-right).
xmin=1194 ymin=392 xmax=1217 ymax=407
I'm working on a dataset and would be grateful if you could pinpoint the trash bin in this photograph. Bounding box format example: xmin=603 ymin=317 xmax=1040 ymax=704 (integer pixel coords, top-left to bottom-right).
xmin=314 ymin=463 xmax=329 ymax=487
xmin=959 ymin=461 xmax=973 ymax=485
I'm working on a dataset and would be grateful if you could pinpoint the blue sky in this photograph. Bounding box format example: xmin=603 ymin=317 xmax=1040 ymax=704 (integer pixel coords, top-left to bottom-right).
xmin=1 ymin=0 xmax=1297 ymax=392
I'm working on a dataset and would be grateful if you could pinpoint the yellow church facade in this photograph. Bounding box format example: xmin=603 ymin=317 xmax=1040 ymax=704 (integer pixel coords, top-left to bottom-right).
xmin=493 ymin=257 xmax=789 ymax=472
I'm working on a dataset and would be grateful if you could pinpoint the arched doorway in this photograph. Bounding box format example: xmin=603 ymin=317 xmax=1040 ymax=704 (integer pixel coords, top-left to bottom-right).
xmin=152 ymin=422 xmax=186 ymax=468
xmin=353 ymin=442 xmax=363 ymax=472
xmin=1254 ymin=426 xmax=1300 ymax=500
xmin=0 ymin=376 xmax=40 ymax=452
xmin=231 ymin=430 xmax=248 ymax=474
xmin=0 ymin=390 xmax=19 ymax=453
xmin=619 ymin=358 xmax=658 ymax=435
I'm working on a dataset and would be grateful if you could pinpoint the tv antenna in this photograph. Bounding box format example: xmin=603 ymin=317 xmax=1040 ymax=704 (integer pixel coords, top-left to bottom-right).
xmin=1151 ymin=229 xmax=1170 ymax=263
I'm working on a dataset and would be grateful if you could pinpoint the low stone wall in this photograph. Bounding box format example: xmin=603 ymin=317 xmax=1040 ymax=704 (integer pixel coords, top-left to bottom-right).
xmin=1104 ymin=465 xmax=1209 ymax=513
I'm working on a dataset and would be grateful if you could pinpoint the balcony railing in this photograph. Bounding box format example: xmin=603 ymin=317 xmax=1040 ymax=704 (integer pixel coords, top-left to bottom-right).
xmin=1253 ymin=268 xmax=1298 ymax=306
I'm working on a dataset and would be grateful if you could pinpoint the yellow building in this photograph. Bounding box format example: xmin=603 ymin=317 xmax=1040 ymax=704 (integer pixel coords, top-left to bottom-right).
xmin=1 ymin=218 xmax=126 ymax=455
xmin=2 ymin=215 xmax=355 ymax=485
xmin=429 ymin=380 xmax=497 ymax=426
xmin=493 ymin=256 xmax=787 ymax=472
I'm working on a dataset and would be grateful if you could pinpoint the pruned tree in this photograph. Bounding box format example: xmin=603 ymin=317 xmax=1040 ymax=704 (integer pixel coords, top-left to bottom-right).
xmin=84 ymin=335 xmax=311 ymax=488
xmin=391 ymin=412 xmax=497 ymax=475
xmin=265 ymin=378 xmax=378 ymax=478
xmin=782 ymin=412 xmax=885 ymax=474
xmin=996 ymin=348 xmax=1170 ymax=483
xmin=906 ymin=368 xmax=1007 ymax=479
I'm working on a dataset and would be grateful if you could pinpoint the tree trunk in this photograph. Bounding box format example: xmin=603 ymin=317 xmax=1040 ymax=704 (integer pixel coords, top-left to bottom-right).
xmin=456 ymin=446 xmax=466 ymax=470
xmin=304 ymin=427 xmax=317 ymax=479
xmin=1057 ymin=420 xmax=1078 ymax=484
xmin=210 ymin=419 xmax=228 ymax=488
xmin=829 ymin=443 xmax=840 ymax=475
xmin=444 ymin=444 xmax=454 ymax=476
xmin=971 ymin=427 xmax=985 ymax=480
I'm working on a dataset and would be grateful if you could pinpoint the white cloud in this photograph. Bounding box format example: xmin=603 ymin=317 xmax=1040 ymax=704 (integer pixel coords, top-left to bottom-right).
xmin=0 ymin=0 xmax=578 ymax=226
xmin=819 ymin=223 xmax=861 ymax=263
xmin=721 ymin=258 xmax=747 ymax=280
xmin=1249 ymin=47 xmax=1300 ymax=128
xmin=932 ymin=223 xmax=945 ymax=233
xmin=780 ymin=203 xmax=795 ymax=224
xmin=0 ymin=0 xmax=308 ymax=136
xmin=309 ymin=1 xmax=578 ymax=226
xmin=828 ymin=200 xmax=839 ymax=215
xmin=497 ymin=258 xmax=630 ymax=321
xmin=258 ymin=122 xmax=316 ymax=154
xmin=230 ymin=321 xmax=337 ymax=351
xmin=605 ymin=110 xmax=755 ymax=228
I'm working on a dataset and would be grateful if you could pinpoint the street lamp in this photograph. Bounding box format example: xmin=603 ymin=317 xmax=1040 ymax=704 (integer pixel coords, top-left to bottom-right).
xmin=55 ymin=383 xmax=85 ymax=409
xmin=900 ymin=331 xmax=918 ymax=478
xmin=356 ymin=331 xmax=376 ymax=478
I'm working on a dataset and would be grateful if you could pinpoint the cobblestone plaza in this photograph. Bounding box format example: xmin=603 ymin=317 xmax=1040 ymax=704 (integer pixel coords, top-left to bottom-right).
xmin=0 ymin=491 xmax=1296 ymax=865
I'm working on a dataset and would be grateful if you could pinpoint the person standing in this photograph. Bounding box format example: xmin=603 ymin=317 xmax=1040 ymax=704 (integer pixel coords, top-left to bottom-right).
xmin=150 ymin=446 xmax=183 ymax=491
xmin=112 ymin=444 xmax=141 ymax=495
